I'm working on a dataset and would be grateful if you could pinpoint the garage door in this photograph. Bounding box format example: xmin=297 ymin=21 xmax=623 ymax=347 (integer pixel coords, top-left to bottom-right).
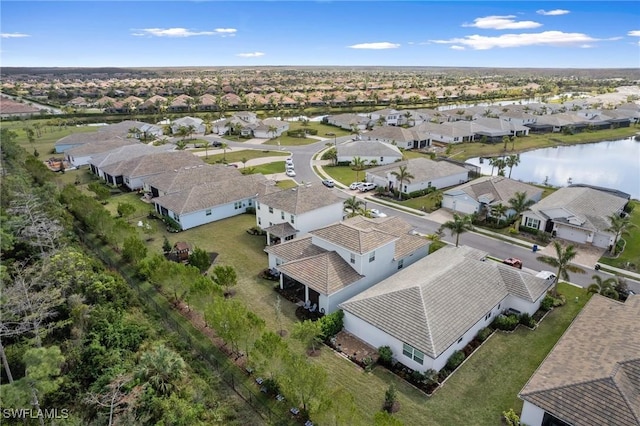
xmin=556 ymin=225 xmax=588 ymax=244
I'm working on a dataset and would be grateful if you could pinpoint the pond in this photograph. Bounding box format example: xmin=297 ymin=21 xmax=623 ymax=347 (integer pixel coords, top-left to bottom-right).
xmin=466 ymin=137 xmax=640 ymax=200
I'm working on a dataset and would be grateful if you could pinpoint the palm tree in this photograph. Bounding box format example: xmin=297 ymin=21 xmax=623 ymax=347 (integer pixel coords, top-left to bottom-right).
xmin=490 ymin=203 xmax=508 ymax=226
xmin=508 ymin=191 xmax=535 ymax=230
xmin=430 ymin=189 xmax=443 ymax=208
xmin=537 ymin=241 xmax=585 ymax=296
xmin=267 ymin=124 xmax=278 ymax=140
xmin=502 ymin=135 xmax=510 ymax=151
xmin=351 ymin=156 xmax=367 ymax=182
xmin=505 ymin=154 xmax=520 ymax=178
xmin=606 ymin=213 xmax=637 ymax=255
xmin=390 ymin=165 xmax=415 ymax=200
xmin=343 ymin=196 xmax=365 ymax=218
xmin=440 ymin=213 xmax=473 ymax=247
xmin=136 ymin=344 xmax=186 ymax=396
xmin=587 ymin=275 xmax=619 ymax=300
xmin=220 ymin=142 xmax=229 ymax=162
xmin=511 ymin=135 xmax=517 ymax=151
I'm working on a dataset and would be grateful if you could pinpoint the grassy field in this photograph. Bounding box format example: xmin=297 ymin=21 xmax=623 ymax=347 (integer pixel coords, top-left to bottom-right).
xmin=263 ymin=121 xmax=352 ymax=146
xmin=7 ymin=119 xmax=102 ymax=155
xmin=202 ymin=148 xmax=289 ymax=164
xmin=249 ymin=161 xmax=286 ymax=175
xmin=599 ymin=200 xmax=640 ymax=271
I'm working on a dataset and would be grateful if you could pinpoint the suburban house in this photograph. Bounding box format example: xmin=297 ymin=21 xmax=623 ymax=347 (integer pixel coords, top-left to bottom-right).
xmin=54 ymin=120 xmax=160 ymax=153
xmin=415 ymin=122 xmax=476 ymax=145
xmin=369 ymin=109 xmax=404 ymax=126
xmin=325 ymin=113 xmax=371 ymax=131
xmin=88 ymin=144 xmax=174 ymax=179
xmin=366 ymin=158 xmax=470 ymax=195
xmin=362 ymin=126 xmax=430 ymax=149
xmin=337 ymin=140 xmax=403 ymax=166
xmin=256 ymin=184 xmax=344 ymax=244
xmin=521 ymin=185 xmax=630 ymax=249
xmin=442 ymin=176 xmax=543 ymax=218
xmin=153 ymin=173 xmax=271 ymax=231
xmin=95 ymin=151 xmax=205 ymax=190
xmin=251 ymin=117 xmax=289 ymax=139
xmin=0 ymin=97 xmax=41 ymax=118
xmin=519 ymin=295 xmax=640 ymax=426
xmin=142 ymin=164 xmax=242 ymax=198
xmin=65 ymin=137 xmax=137 ymax=168
xmin=499 ymin=110 xmax=539 ymax=127
xmin=267 ymin=215 xmax=431 ymax=314
xmin=171 ymin=116 xmax=205 ymax=135
xmin=340 ymin=245 xmax=553 ymax=373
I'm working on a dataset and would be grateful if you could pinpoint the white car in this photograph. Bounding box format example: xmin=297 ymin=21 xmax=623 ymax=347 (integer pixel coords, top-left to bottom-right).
xmin=285 ymin=169 xmax=296 ymax=177
xmin=369 ymin=209 xmax=387 ymax=218
xmin=349 ymin=182 xmax=363 ymax=190
xmin=285 ymin=157 xmax=294 ymax=166
xmin=536 ymin=271 xmax=557 ymax=281
xmin=359 ymin=182 xmax=377 ymax=192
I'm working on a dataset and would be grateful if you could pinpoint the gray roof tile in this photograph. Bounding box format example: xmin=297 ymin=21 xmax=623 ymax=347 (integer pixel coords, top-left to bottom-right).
xmin=257 ymin=184 xmax=343 ymax=215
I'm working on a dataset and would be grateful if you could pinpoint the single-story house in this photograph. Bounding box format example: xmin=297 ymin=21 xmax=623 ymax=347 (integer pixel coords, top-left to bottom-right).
xmin=499 ymin=111 xmax=538 ymax=127
xmin=171 ymin=116 xmax=205 ymax=135
xmin=65 ymin=137 xmax=137 ymax=168
xmin=256 ymin=183 xmax=344 ymax=243
xmin=361 ymin=126 xmax=429 ymax=149
xmin=519 ymin=295 xmax=640 ymax=426
xmin=415 ymin=122 xmax=476 ymax=144
xmin=366 ymin=158 xmax=470 ymax=195
xmin=268 ymin=216 xmax=431 ymax=314
xmin=55 ymin=120 xmax=159 ymax=153
xmin=153 ymin=174 xmax=270 ymax=230
xmin=340 ymin=245 xmax=553 ymax=373
xmin=252 ymin=117 xmax=289 ymax=139
xmin=325 ymin=113 xmax=371 ymax=131
xmin=142 ymin=163 xmax=242 ymax=198
xmin=442 ymin=176 xmax=543 ymax=218
xmin=337 ymin=140 xmax=403 ymax=166
xmin=0 ymin=97 xmax=41 ymax=118
xmin=521 ymin=185 xmax=630 ymax=249
xmin=89 ymin=144 xmax=173 ymax=180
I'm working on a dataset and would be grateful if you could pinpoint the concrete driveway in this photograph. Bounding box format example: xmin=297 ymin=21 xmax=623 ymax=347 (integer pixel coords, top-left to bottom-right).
xmin=537 ymin=240 xmax=605 ymax=270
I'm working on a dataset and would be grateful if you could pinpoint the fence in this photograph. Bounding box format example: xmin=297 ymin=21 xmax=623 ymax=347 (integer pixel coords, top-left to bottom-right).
xmin=78 ymin=231 xmax=289 ymax=424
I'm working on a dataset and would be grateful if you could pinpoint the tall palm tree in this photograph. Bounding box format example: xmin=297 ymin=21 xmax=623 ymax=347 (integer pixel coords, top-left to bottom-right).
xmin=502 ymin=135 xmax=510 ymax=151
xmin=267 ymin=125 xmax=278 ymax=140
xmin=343 ymin=196 xmax=365 ymax=218
xmin=351 ymin=156 xmax=367 ymax=182
xmin=511 ymin=135 xmax=517 ymax=151
xmin=490 ymin=203 xmax=508 ymax=226
xmin=494 ymin=157 xmax=507 ymax=176
xmin=202 ymin=140 xmax=211 ymax=159
xmin=390 ymin=165 xmax=415 ymax=200
xmin=431 ymin=189 xmax=444 ymax=208
xmin=505 ymin=154 xmax=520 ymax=178
xmin=537 ymin=241 xmax=585 ymax=296
xmin=587 ymin=274 xmax=619 ymax=300
xmin=440 ymin=213 xmax=473 ymax=247
xmin=508 ymin=191 xmax=535 ymax=230
xmin=220 ymin=142 xmax=229 ymax=162
xmin=606 ymin=213 xmax=636 ymax=255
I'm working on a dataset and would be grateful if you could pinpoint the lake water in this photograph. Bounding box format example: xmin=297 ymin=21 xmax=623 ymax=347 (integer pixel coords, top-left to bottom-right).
xmin=466 ymin=137 xmax=640 ymax=200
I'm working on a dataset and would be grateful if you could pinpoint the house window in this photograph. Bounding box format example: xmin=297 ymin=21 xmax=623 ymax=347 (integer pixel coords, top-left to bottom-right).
xmin=257 ymin=202 xmax=260 ymax=210
xmin=205 ymin=209 xmax=212 ymax=216
xmin=369 ymin=251 xmax=376 ymax=262
xmin=457 ymin=337 xmax=463 ymax=344
xmin=404 ymin=185 xmax=408 ymax=192
xmin=281 ymin=211 xmax=285 ymax=220
xmin=402 ymin=343 xmax=424 ymax=365
xmin=290 ymin=215 xmax=295 ymax=224
xmin=525 ymin=217 xmax=540 ymax=229
xmin=380 ymin=156 xmax=384 ymax=162
xmin=248 ymin=200 xmax=253 ymax=206
xmin=485 ymin=312 xmax=491 ymax=321
xmin=258 ymin=218 xmax=261 ymax=225
xmin=427 ymin=182 xmax=432 ymax=187
xmin=397 ymin=259 xmax=404 ymax=270
xmin=234 ymin=201 xmax=242 ymax=210
xmin=174 ymin=214 xmax=180 ymax=221
xmin=350 ymin=253 xmax=356 ymax=264
xmin=269 ymin=207 xmax=273 ymax=214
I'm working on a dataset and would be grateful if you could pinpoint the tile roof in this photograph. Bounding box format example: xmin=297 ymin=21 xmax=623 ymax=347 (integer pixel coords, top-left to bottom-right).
xmin=364 ymin=126 xmax=419 ymax=143
xmin=311 ymin=222 xmax=398 ymax=255
xmin=257 ymin=184 xmax=343 ymax=215
xmin=55 ymin=130 xmax=121 ymax=147
xmin=519 ymin=296 xmax=640 ymax=426
xmin=102 ymin=151 xmax=204 ymax=179
xmin=340 ymin=246 xmax=552 ymax=358
xmin=366 ymin=157 xmax=469 ymax=183
xmin=337 ymin=140 xmax=403 ymax=158
xmin=263 ymin=222 xmax=297 ymax=238
xmin=153 ymin=173 xmax=267 ymax=215
xmin=277 ymin=251 xmax=364 ymax=295
xmin=66 ymin=137 xmax=137 ymax=157
xmin=142 ymin=163 xmax=241 ymax=195
xmin=343 ymin=216 xmax=430 ymax=259
xmin=445 ymin=176 xmax=542 ymax=206
xmin=89 ymin=144 xmax=170 ymax=168
xmin=528 ymin=186 xmax=629 ymax=232
xmin=264 ymin=236 xmax=327 ymax=262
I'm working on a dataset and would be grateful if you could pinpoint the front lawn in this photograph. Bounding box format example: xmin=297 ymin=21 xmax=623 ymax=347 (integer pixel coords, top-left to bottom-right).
xmin=263 ymin=121 xmax=352 ymax=146
xmin=321 ymin=165 xmax=367 ymax=186
xmin=202 ymin=148 xmax=289 ymax=164
xmin=248 ymin=161 xmax=286 ymax=175
xmin=599 ymin=200 xmax=640 ymax=271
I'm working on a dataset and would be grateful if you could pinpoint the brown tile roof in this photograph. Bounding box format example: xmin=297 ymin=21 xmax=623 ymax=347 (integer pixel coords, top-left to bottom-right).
xmin=311 ymin=222 xmax=398 ymax=255
xmin=263 ymin=222 xmax=297 ymax=239
xmin=277 ymin=251 xmax=363 ymax=295
xmin=264 ymin=236 xmax=327 ymax=262
xmin=257 ymin=184 xmax=343 ymax=215
xmin=519 ymin=295 xmax=640 ymax=426
xmin=0 ymin=97 xmax=40 ymax=114
xmin=343 ymin=216 xmax=429 ymax=259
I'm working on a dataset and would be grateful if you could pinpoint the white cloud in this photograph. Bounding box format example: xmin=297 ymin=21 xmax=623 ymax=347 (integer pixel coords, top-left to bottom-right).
xmin=1 ymin=33 xmax=30 ymax=38
xmin=451 ymin=45 xmax=465 ymax=51
xmin=628 ymin=30 xmax=640 ymax=37
xmin=537 ymin=9 xmax=570 ymax=16
xmin=431 ymin=31 xmax=602 ymax=50
xmin=462 ymin=15 xmax=542 ymax=30
xmin=236 ymin=52 xmax=265 ymax=58
xmin=348 ymin=42 xmax=400 ymax=50
xmin=132 ymin=27 xmax=236 ymax=37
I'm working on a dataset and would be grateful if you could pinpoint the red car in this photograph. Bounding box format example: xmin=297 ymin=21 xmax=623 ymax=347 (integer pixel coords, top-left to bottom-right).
xmin=503 ymin=258 xmax=523 ymax=269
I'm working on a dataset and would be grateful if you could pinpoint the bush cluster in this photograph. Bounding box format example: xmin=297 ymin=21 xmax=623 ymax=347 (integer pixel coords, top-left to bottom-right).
xmin=377 ymin=346 xmax=393 ymax=367
xmin=445 ymin=350 xmax=466 ymax=371
xmin=492 ymin=314 xmax=519 ymax=331
xmin=476 ymin=327 xmax=493 ymax=343
xmin=519 ymin=313 xmax=536 ymax=328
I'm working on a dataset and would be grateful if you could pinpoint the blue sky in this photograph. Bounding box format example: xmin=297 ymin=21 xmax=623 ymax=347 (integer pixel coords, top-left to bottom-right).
xmin=1 ymin=1 xmax=639 ymax=68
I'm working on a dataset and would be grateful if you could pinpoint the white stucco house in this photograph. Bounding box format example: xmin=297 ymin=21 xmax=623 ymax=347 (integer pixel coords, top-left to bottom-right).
xmin=337 ymin=140 xmax=403 ymax=166
xmin=252 ymin=117 xmax=289 ymax=139
xmin=142 ymin=164 xmax=242 ymax=198
xmin=325 ymin=113 xmax=371 ymax=131
xmin=267 ymin=216 xmax=431 ymax=314
xmin=171 ymin=116 xmax=205 ymax=135
xmin=65 ymin=137 xmax=137 ymax=167
xmin=366 ymin=158 xmax=470 ymax=195
xmin=89 ymin=144 xmax=173 ymax=180
xmin=256 ymin=184 xmax=345 ymax=244
xmin=519 ymin=295 xmax=640 ymax=426
xmin=152 ymin=174 xmax=271 ymax=230
xmin=442 ymin=176 xmax=543 ymax=218
xmin=361 ymin=126 xmax=429 ymax=150
xmin=340 ymin=245 xmax=553 ymax=373
xmin=521 ymin=185 xmax=630 ymax=249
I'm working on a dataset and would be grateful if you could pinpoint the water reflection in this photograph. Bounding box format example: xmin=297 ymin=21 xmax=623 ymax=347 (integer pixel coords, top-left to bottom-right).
xmin=466 ymin=138 xmax=640 ymax=199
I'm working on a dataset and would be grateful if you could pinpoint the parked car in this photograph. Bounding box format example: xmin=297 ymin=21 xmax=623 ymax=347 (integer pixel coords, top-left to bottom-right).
xmin=286 ymin=169 xmax=296 ymax=177
xmin=286 ymin=157 xmax=294 ymax=166
xmin=359 ymin=182 xmax=376 ymax=192
xmin=349 ymin=182 xmax=363 ymax=190
xmin=369 ymin=209 xmax=387 ymax=218
xmin=286 ymin=163 xmax=295 ymax=171
xmin=502 ymin=258 xmax=523 ymax=269
xmin=322 ymin=179 xmax=335 ymax=188
xmin=211 ymin=140 xmax=223 ymax=147
xmin=536 ymin=271 xmax=557 ymax=281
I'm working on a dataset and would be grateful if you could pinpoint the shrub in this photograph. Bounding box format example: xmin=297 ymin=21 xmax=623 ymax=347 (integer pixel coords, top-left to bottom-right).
xmin=262 ymin=377 xmax=280 ymax=395
xmin=319 ymin=309 xmax=344 ymax=338
xmin=503 ymin=408 xmax=522 ymax=426
xmin=383 ymin=384 xmax=398 ymax=413
xmin=540 ymin=295 xmax=555 ymax=311
xmin=445 ymin=350 xmax=465 ymax=371
xmin=492 ymin=314 xmax=519 ymax=331
xmin=410 ymin=370 xmax=424 ymax=383
xmin=554 ymin=294 xmax=567 ymax=307
xmin=519 ymin=313 xmax=536 ymax=328
xmin=377 ymin=346 xmax=393 ymax=367
xmin=476 ymin=327 xmax=493 ymax=343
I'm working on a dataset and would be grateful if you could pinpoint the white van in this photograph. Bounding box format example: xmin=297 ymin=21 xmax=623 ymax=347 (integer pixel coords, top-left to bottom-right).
xmin=536 ymin=271 xmax=557 ymax=281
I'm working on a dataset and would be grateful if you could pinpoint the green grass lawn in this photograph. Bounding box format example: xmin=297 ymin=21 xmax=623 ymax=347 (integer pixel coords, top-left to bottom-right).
xmin=203 ymin=149 xmax=289 ymax=164
xmin=248 ymin=161 xmax=286 ymax=175
xmin=321 ymin=165 xmax=367 ymax=186
xmin=276 ymin=179 xmax=298 ymax=189
xmin=7 ymin=120 xmax=101 ymax=155
xmin=263 ymin=121 xmax=352 ymax=146
xmin=394 ymin=192 xmax=441 ymax=213
xmin=599 ymin=200 xmax=640 ymax=271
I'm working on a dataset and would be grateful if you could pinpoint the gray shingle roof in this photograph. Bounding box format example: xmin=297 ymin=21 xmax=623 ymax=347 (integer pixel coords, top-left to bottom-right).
xmin=528 ymin=186 xmax=628 ymax=232
xmin=153 ymin=173 xmax=267 ymax=215
xmin=263 ymin=222 xmax=297 ymax=239
xmin=257 ymin=184 xmax=343 ymax=215
xmin=343 ymin=216 xmax=430 ymax=259
xmin=367 ymin=157 xmax=469 ymax=183
xmin=340 ymin=246 xmax=552 ymax=358
xmin=142 ymin=164 xmax=241 ymax=195
xmin=519 ymin=296 xmax=640 ymax=426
